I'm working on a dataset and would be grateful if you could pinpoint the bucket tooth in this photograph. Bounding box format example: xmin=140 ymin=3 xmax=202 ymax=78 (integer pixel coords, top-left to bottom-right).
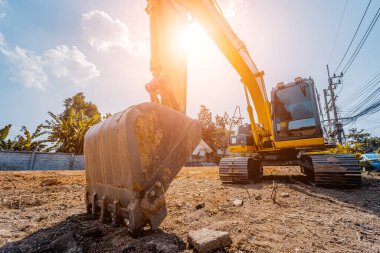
xmin=84 ymin=102 xmax=201 ymax=232
xmin=91 ymin=193 xmax=98 ymax=218
xmin=127 ymin=199 xmax=148 ymax=232
xmin=100 ymin=196 xmax=110 ymax=223
xmin=140 ymin=180 xmax=168 ymax=230
xmin=112 ymin=201 xmax=123 ymax=225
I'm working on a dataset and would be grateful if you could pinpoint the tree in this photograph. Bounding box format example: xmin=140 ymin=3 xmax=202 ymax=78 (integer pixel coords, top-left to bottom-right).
xmin=61 ymin=92 xmax=101 ymax=123
xmin=44 ymin=93 xmax=102 ymax=153
xmin=345 ymin=128 xmax=371 ymax=153
xmin=197 ymin=105 xmax=238 ymax=152
xmin=197 ymin=105 xmax=216 ymax=149
xmin=215 ymin=112 xmax=239 ymax=154
xmin=0 ymin=124 xmax=13 ymax=150
xmin=12 ymin=125 xmax=48 ymax=151
xmin=0 ymin=124 xmax=11 ymax=142
xmin=346 ymin=128 xmax=371 ymax=144
xmin=367 ymin=137 xmax=380 ymax=151
xmin=44 ymin=108 xmax=99 ymax=153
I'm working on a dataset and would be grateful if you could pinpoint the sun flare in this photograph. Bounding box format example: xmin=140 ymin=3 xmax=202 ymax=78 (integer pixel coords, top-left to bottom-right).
xmin=181 ymin=21 xmax=209 ymax=54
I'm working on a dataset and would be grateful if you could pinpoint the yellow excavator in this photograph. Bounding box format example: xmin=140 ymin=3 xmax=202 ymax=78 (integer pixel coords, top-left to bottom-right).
xmin=84 ymin=0 xmax=361 ymax=232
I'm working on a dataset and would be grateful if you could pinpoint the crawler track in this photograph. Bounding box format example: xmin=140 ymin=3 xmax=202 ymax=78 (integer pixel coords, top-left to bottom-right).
xmin=308 ymin=154 xmax=362 ymax=187
xmin=220 ymin=154 xmax=362 ymax=188
xmin=219 ymin=157 xmax=262 ymax=183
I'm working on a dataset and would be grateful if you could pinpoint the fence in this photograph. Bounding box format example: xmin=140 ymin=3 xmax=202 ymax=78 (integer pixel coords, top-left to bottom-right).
xmin=0 ymin=151 xmax=84 ymax=171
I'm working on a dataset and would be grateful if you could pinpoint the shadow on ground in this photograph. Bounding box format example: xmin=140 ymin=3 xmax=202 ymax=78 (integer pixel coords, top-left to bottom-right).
xmin=224 ymin=171 xmax=380 ymax=216
xmin=259 ymin=173 xmax=380 ymax=216
xmin=0 ymin=214 xmax=185 ymax=253
xmin=286 ymin=174 xmax=380 ymax=216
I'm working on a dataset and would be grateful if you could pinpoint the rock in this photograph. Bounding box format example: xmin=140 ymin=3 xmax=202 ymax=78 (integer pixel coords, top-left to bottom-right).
xmin=254 ymin=194 xmax=262 ymax=200
xmin=155 ymin=242 xmax=179 ymax=253
xmin=188 ymin=228 xmax=232 ymax=253
xmin=280 ymin=192 xmax=290 ymax=198
xmin=33 ymin=215 xmax=46 ymax=222
xmin=40 ymin=178 xmax=58 ymax=186
xmin=185 ymin=209 xmax=207 ymax=223
xmin=146 ymin=240 xmax=179 ymax=253
xmin=233 ymin=199 xmax=243 ymax=207
xmin=195 ymin=202 xmax=205 ymax=210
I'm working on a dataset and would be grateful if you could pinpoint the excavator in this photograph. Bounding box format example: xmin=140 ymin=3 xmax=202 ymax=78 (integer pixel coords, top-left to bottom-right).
xmin=84 ymin=0 xmax=362 ymax=232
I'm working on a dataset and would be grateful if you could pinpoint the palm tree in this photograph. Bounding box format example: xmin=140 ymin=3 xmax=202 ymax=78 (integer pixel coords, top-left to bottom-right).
xmin=0 ymin=124 xmax=13 ymax=150
xmin=44 ymin=108 xmax=99 ymax=153
xmin=12 ymin=124 xmax=48 ymax=151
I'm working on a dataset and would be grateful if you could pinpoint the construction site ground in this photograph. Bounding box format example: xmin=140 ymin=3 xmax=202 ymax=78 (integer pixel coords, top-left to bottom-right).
xmin=0 ymin=166 xmax=379 ymax=253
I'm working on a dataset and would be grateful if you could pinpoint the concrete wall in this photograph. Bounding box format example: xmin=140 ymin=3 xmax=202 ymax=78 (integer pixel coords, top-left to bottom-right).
xmin=0 ymin=151 xmax=84 ymax=171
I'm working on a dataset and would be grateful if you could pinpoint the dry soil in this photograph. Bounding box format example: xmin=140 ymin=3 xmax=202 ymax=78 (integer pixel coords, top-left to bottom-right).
xmin=0 ymin=167 xmax=379 ymax=252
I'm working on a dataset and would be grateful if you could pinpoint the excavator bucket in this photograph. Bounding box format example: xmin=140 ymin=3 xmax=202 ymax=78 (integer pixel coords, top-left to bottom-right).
xmin=84 ymin=102 xmax=201 ymax=232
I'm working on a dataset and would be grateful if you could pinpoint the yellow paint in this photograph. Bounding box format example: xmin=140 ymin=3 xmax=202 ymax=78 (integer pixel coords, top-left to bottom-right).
xmin=274 ymin=137 xmax=325 ymax=149
xmin=229 ymin=145 xmax=254 ymax=153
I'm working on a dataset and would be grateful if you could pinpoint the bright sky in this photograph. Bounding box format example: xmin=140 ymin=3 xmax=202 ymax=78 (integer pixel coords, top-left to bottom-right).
xmin=1 ymin=0 xmax=380 ymax=139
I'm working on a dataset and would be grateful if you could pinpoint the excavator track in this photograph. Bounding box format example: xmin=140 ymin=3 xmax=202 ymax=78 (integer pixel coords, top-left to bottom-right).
xmin=301 ymin=154 xmax=362 ymax=188
xmin=219 ymin=157 xmax=261 ymax=184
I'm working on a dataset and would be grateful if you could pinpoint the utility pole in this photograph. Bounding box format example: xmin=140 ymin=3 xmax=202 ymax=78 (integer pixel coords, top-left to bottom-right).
xmin=325 ymin=65 xmax=343 ymax=144
xmin=323 ymin=89 xmax=332 ymax=135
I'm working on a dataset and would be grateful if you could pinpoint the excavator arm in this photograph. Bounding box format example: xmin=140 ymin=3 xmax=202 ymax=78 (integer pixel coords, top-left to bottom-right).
xmin=84 ymin=0 xmax=275 ymax=233
xmin=146 ymin=0 xmax=273 ymax=147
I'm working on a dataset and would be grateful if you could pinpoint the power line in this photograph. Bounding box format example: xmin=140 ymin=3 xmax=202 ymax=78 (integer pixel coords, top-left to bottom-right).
xmin=328 ymin=0 xmax=349 ymax=64
xmin=341 ymin=75 xmax=380 ymax=114
xmin=342 ymin=81 xmax=380 ymax=123
xmin=339 ymin=68 xmax=380 ymax=107
xmin=338 ymin=67 xmax=380 ymax=124
xmin=343 ymin=85 xmax=380 ymax=116
xmin=334 ymin=0 xmax=372 ymax=74
xmin=341 ymin=7 xmax=380 ymax=74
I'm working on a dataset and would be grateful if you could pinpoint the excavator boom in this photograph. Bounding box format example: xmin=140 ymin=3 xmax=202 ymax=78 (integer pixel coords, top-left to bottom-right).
xmin=146 ymin=0 xmax=273 ymax=146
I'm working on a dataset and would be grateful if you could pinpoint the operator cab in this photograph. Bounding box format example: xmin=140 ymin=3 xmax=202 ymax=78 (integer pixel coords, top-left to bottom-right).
xmin=271 ymin=77 xmax=323 ymax=142
xmin=228 ymin=77 xmax=325 ymax=152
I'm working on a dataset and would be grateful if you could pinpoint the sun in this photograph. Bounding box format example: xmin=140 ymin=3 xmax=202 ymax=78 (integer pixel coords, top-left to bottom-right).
xmin=181 ymin=21 xmax=209 ymax=54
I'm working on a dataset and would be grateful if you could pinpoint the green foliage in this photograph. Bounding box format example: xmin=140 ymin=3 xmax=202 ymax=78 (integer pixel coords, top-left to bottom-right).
xmin=197 ymin=105 xmax=216 ymax=149
xmin=0 ymin=124 xmax=11 ymax=142
xmin=2 ymin=93 xmax=104 ymax=153
xmin=346 ymin=128 xmax=380 ymax=153
xmin=102 ymin=113 xmax=113 ymax=120
xmin=0 ymin=124 xmax=13 ymax=150
xmin=61 ymin=92 xmax=101 ymax=123
xmin=12 ymin=124 xmax=48 ymax=151
xmin=321 ymin=128 xmax=380 ymax=156
xmin=44 ymin=108 xmax=99 ymax=153
xmin=346 ymin=128 xmax=370 ymax=144
xmin=44 ymin=93 xmax=101 ymax=153
xmin=197 ymin=105 xmax=238 ymax=152
xmin=1 ymin=124 xmax=48 ymax=151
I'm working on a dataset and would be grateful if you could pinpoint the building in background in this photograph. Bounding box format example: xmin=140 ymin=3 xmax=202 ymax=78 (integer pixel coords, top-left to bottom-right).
xmin=186 ymin=140 xmax=216 ymax=167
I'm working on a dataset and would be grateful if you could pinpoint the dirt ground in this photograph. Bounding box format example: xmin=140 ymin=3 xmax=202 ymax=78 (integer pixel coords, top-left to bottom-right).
xmin=0 ymin=167 xmax=379 ymax=253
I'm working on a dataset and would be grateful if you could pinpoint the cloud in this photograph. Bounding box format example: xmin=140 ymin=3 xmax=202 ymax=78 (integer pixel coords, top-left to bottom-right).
xmin=81 ymin=10 xmax=132 ymax=52
xmin=0 ymin=32 xmax=99 ymax=90
xmin=81 ymin=10 xmax=148 ymax=55
xmin=0 ymin=0 xmax=7 ymax=20
xmin=43 ymin=45 xmax=99 ymax=84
